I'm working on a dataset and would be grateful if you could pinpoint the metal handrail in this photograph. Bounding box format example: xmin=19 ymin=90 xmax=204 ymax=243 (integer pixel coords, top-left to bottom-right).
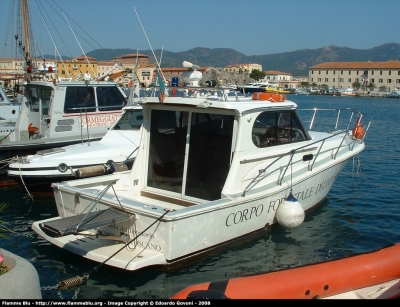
xmin=242 ymin=128 xmax=351 ymax=197
xmin=299 ymin=107 xmax=357 ymax=130
xmin=242 ymin=108 xmax=372 ymax=197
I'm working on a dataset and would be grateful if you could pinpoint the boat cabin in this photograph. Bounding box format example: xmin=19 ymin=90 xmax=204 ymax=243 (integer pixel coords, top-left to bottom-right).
xmin=141 ymin=98 xmax=310 ymax=203
xmin=10 ymin=80 xmax=127 ymax=142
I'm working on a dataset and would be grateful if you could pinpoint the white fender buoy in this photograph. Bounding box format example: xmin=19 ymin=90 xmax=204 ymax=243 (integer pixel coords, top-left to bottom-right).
xmin=276 ymin=192 xmax=305 ymax=229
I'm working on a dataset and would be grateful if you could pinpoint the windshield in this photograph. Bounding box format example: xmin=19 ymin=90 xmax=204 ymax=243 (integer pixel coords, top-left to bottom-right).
xmin=112 ymin=109 xmax=143 ymax=130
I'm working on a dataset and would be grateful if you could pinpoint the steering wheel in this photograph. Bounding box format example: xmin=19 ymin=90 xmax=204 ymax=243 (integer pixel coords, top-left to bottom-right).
xmin=261 ymin=134 xmax=274 ymax=146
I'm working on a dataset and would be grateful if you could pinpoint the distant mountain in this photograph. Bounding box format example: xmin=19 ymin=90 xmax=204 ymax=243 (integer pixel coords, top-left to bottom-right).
xmin=45 ymin=43 xmax=400 ymax=76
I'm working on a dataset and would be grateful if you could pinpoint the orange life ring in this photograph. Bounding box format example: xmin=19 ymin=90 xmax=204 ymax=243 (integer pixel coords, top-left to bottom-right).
xmin=352 ymin=118 xmax=365 ymax=140
xmin=252 ymin=92 xmax=286 ymax=102
xmin=268 ymin=94 xmax=286 ymax=102
xmin=128 ymin=80 xmax=133 ymax=87
xmin=28 ymin=123 xmax=39 ymax=134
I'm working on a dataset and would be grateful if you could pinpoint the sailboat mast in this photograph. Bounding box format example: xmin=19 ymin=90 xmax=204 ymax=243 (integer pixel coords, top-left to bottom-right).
xmin=22 ymin=0 xmax=30 ymax=61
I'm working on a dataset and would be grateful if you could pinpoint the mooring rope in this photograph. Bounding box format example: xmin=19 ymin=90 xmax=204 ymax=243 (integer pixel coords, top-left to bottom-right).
xmin=42 ymin=191 xmax=171 ymax=299
xmin=18 ymin=160 xmax=34 ymax=201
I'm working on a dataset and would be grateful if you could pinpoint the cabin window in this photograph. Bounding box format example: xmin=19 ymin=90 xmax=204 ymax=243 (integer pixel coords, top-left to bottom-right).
xmin=252 ymin=110 xmax=308 ymax=147
xmin=64 ymin=87 xmax=95 ymax=113
xmin=147 ymin=109 xmax=234 ymax=201
xmin=112 ymin=109 xmax=143 ymax=130
xmin=41 ymin=89 xmax=52 ymax=116
xmin=96 ymin=87 xmax=126 ymax=111
xmin=28 ymin=87 xmax=40 ymax=112
xmin=64 ymin=86 xmax=125 ymax=113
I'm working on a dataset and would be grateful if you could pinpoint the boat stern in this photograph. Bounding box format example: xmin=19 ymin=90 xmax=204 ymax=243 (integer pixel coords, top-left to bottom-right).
xmin=31 ymin=216 xmax=167 ymax=271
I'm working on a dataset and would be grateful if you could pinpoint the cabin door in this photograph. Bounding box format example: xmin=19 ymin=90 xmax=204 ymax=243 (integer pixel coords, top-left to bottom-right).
xmin=147 ymin=109 xmax=234 ymax=201
xmin=27 ymin=86 xmax=52 ymax=136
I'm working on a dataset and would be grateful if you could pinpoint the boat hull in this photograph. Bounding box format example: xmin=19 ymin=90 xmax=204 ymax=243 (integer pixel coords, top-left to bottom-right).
xmin=0 ymin=135 xmax=104 ymax=176
xmin=32 ymin=158 xmax=350 ymax=271
xmin=30 ymin=93 xmax=369 ymax=273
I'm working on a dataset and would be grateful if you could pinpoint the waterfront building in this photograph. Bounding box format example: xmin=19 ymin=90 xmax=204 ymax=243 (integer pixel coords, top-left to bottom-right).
xmin=56 ymin=56 xmax=97 ymax=81
xmin=262 ymin=70 xmax=301 ymax=89
xmin=0 ymin=56 xmax=54 ymax=88
xmin=224 ymin=64 xmax=262 ymax=73
xmin=309 ymin=60 xmax=400 ymax=92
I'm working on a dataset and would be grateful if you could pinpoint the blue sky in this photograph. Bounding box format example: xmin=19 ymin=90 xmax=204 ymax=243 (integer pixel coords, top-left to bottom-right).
xmin=1 ymin=0 xmax=400 ymax=59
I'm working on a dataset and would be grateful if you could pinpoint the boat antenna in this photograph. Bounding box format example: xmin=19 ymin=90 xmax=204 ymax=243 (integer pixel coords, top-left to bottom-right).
xmin=38 ymin=12 xmax=70 ymax=79
xmin=133 ymin=6 xmax=166 ymax=81
xmin=62 ymin=11 xmax=96 ymax=80
xmin=36 ymin=44 xmax=46 ymax=72
xmin=127 ymin=49 xmax=140 ymax=104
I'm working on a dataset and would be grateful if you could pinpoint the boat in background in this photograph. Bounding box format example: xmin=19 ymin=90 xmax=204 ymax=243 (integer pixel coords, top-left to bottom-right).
xmin=0 ymin=77 xmax=128 ymax=176
xmin=265 ymin=87 xmax=290 ymax=94
xmin=0 ymin=86 xmax=20 ymax=122
xmin=0 ymin=116 xmax=16 ymax=142
xmin=0 ymin=0 xmax=130 ymax=176
xmin=220 ymin=83 xmax=237 ymax=91
xmin=385 ymin=91 xmax=400 ymax=98
xmin=295 ymin=88 xmax=309 ymax=95
xmin=171 ymin=242 xmax=400 ymax=299
xmin=31 ymin=66 xmax=370 ymax=272
xmin=235 ymin=82 xmax=272 ymax=94
xmin=341 ymin=88 xmax=357 ymax=97
xmin=7 ymin=105 xmax=143 ymax=191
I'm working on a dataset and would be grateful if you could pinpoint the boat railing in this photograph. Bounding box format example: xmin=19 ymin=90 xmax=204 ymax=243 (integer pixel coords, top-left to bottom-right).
xmin=149 ymin=85 xmax=242 ymax=102
xmin=299 ymin=107 xmax=356 ymax=131
xmin=242 ymin=109 xmax=372 ymax=197
xmin=65 ymin=104 xmax=126 ymax=145
xmin=66 ymin=104 xmax=126 ymax=112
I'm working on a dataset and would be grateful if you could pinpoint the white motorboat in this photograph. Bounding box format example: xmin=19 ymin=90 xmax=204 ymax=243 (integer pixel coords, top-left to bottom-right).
xmin=295 ymin=89 xmax=309 ymax=95
xmin=341 ymin=88 xmax=357 ymax=97
xmin=32 ymin=87 xmax=370 ymax=272
xmin=0 ymin=86 xmax=20 ymax=122
xmin=236 ymin=82 xmax=272 ymax=94
xmin=0 ymin=0 xmax=131 ymax=176
xmin=0 ymin=116 xmax=16 ymax=142
xmin=7 ymin=105 xmax=143 ymax=191
xmin=0 ymin=77 xmax=128 ymax=175
xmin=220 ymin=83 xmax=237 ymax=91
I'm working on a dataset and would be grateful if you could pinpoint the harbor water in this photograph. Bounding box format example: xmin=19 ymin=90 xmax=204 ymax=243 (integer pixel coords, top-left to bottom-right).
xmin=0 ymin=94 xmax=399 ymax=299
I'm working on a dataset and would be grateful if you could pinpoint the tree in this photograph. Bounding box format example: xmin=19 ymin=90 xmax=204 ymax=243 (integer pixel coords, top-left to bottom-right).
xmin=300 ymin=81 xmax=309 ymax=87
xmin=367 ymin=82 xmax=375 ymax=92
xmin=249 ymin=69 xmax=265 ymax=81
xmin=352 ymin=81 xmax=361 ymax=90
